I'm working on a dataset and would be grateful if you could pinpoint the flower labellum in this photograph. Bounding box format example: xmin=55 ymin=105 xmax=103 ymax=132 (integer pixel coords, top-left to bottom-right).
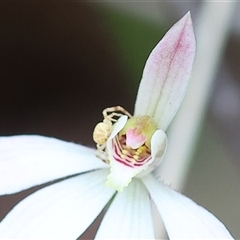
xmin=93 ymin=12 xmax=195 ymax=192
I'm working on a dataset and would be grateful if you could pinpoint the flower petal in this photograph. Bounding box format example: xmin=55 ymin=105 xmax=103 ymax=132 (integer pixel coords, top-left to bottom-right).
xmin=109 ymin=115 xmax=128 ymax=139
xmin=134 ymin=12 xmax=196 ymax=131
xmin=0 ymin=135 xmax=107 ymax=195
xmin=0 ymin=170 xmax=115 ymax=239
xmin=142 ymin=174 xmax=234 ymax=239
xmin=106 ymin=159 xmax=143 ymax=192
xmin=95 ymin=179 xmax=155 ymax=239
xmin=138 ymin=129 xmax=167 ymax=177
xmin=106 ymin=115 xmax=143 ymax=192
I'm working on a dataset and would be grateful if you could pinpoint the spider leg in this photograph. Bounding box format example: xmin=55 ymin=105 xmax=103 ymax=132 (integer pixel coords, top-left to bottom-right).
xmin=102 ymin=106 xmax=132 ymax=121
xmin=96 ymin=143 xmax=109 ymax=164
xmin=105 ymin=112 xmax=126 ymax=122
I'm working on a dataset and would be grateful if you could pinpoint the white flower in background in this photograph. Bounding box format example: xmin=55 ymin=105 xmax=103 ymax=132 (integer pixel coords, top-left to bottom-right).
xmin=0 ymin=12 xmax=234 ymax=239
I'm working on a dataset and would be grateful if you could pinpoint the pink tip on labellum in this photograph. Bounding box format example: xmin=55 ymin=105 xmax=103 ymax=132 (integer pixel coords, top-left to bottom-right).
xmin=126 ymin=128 xmax=146 ymax=149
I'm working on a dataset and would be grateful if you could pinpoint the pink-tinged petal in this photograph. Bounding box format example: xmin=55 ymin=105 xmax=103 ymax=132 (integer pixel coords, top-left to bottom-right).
xmin=0 ymin=170 xmax=115 ymax=239
xmin=142 ymin=174 xmax=234 ymax=239
xmin=0 ymin=135 xmax=108 ymax=195
xmin=134 ymin=12 xmax=196 ymax=131
xmin=95 ymin=179 xmax=155 ymax=239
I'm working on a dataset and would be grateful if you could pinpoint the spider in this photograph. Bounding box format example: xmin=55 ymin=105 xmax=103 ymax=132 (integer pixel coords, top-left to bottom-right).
xmin=93 ymin=106 xmax=132 ymax=163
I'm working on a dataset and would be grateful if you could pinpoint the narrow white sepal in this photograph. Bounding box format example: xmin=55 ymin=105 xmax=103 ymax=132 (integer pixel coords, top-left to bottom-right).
xmin=142 ymin=174 xmax=234 ymax=239
xmin=0 ymin=135 xmax=108 ymax=195
xmin=95 ymin=179 xmax=155 ymax=239
xmin=134 ymin=12 xmax=196 ymax=131
xmin=0 ymin=170 xmax=115 ymax=239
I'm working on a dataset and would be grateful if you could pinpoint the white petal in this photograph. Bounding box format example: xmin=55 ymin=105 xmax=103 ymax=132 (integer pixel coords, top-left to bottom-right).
xmin=108 ymin=115 xmax=128 ymax=140
xmin=106 ymin=160 xmax=143 ymax=192
xmin=0 ymin=135 xmax=108 ymax=195
xmin=138 ymin=129 xmax=167 ymax=177
xmin=0 ymin=169 xmax=115 ymax=239
xmin=134 ymin=12 xmax=196 ymax=131
xmin=95 ymin=179 xmax=155 ymax=239
xmin=142 ymin=174 xmax=234 ymax=239
xmin=151 ymin=129 xmax=167 ymax=161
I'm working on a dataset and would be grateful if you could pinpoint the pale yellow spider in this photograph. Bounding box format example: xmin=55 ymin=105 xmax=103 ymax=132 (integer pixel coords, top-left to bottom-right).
xmin=93 ymin=106 xmax=132 ymax=163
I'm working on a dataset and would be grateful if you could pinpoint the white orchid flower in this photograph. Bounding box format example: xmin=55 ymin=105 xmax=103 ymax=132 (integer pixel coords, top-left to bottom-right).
xmin=0 ymin=12 xmax=234 ymax=239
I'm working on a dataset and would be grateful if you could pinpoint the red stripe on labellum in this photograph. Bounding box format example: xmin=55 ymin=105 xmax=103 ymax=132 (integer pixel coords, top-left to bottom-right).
xmin=111 ymin=135 xmax=152 ymax=167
